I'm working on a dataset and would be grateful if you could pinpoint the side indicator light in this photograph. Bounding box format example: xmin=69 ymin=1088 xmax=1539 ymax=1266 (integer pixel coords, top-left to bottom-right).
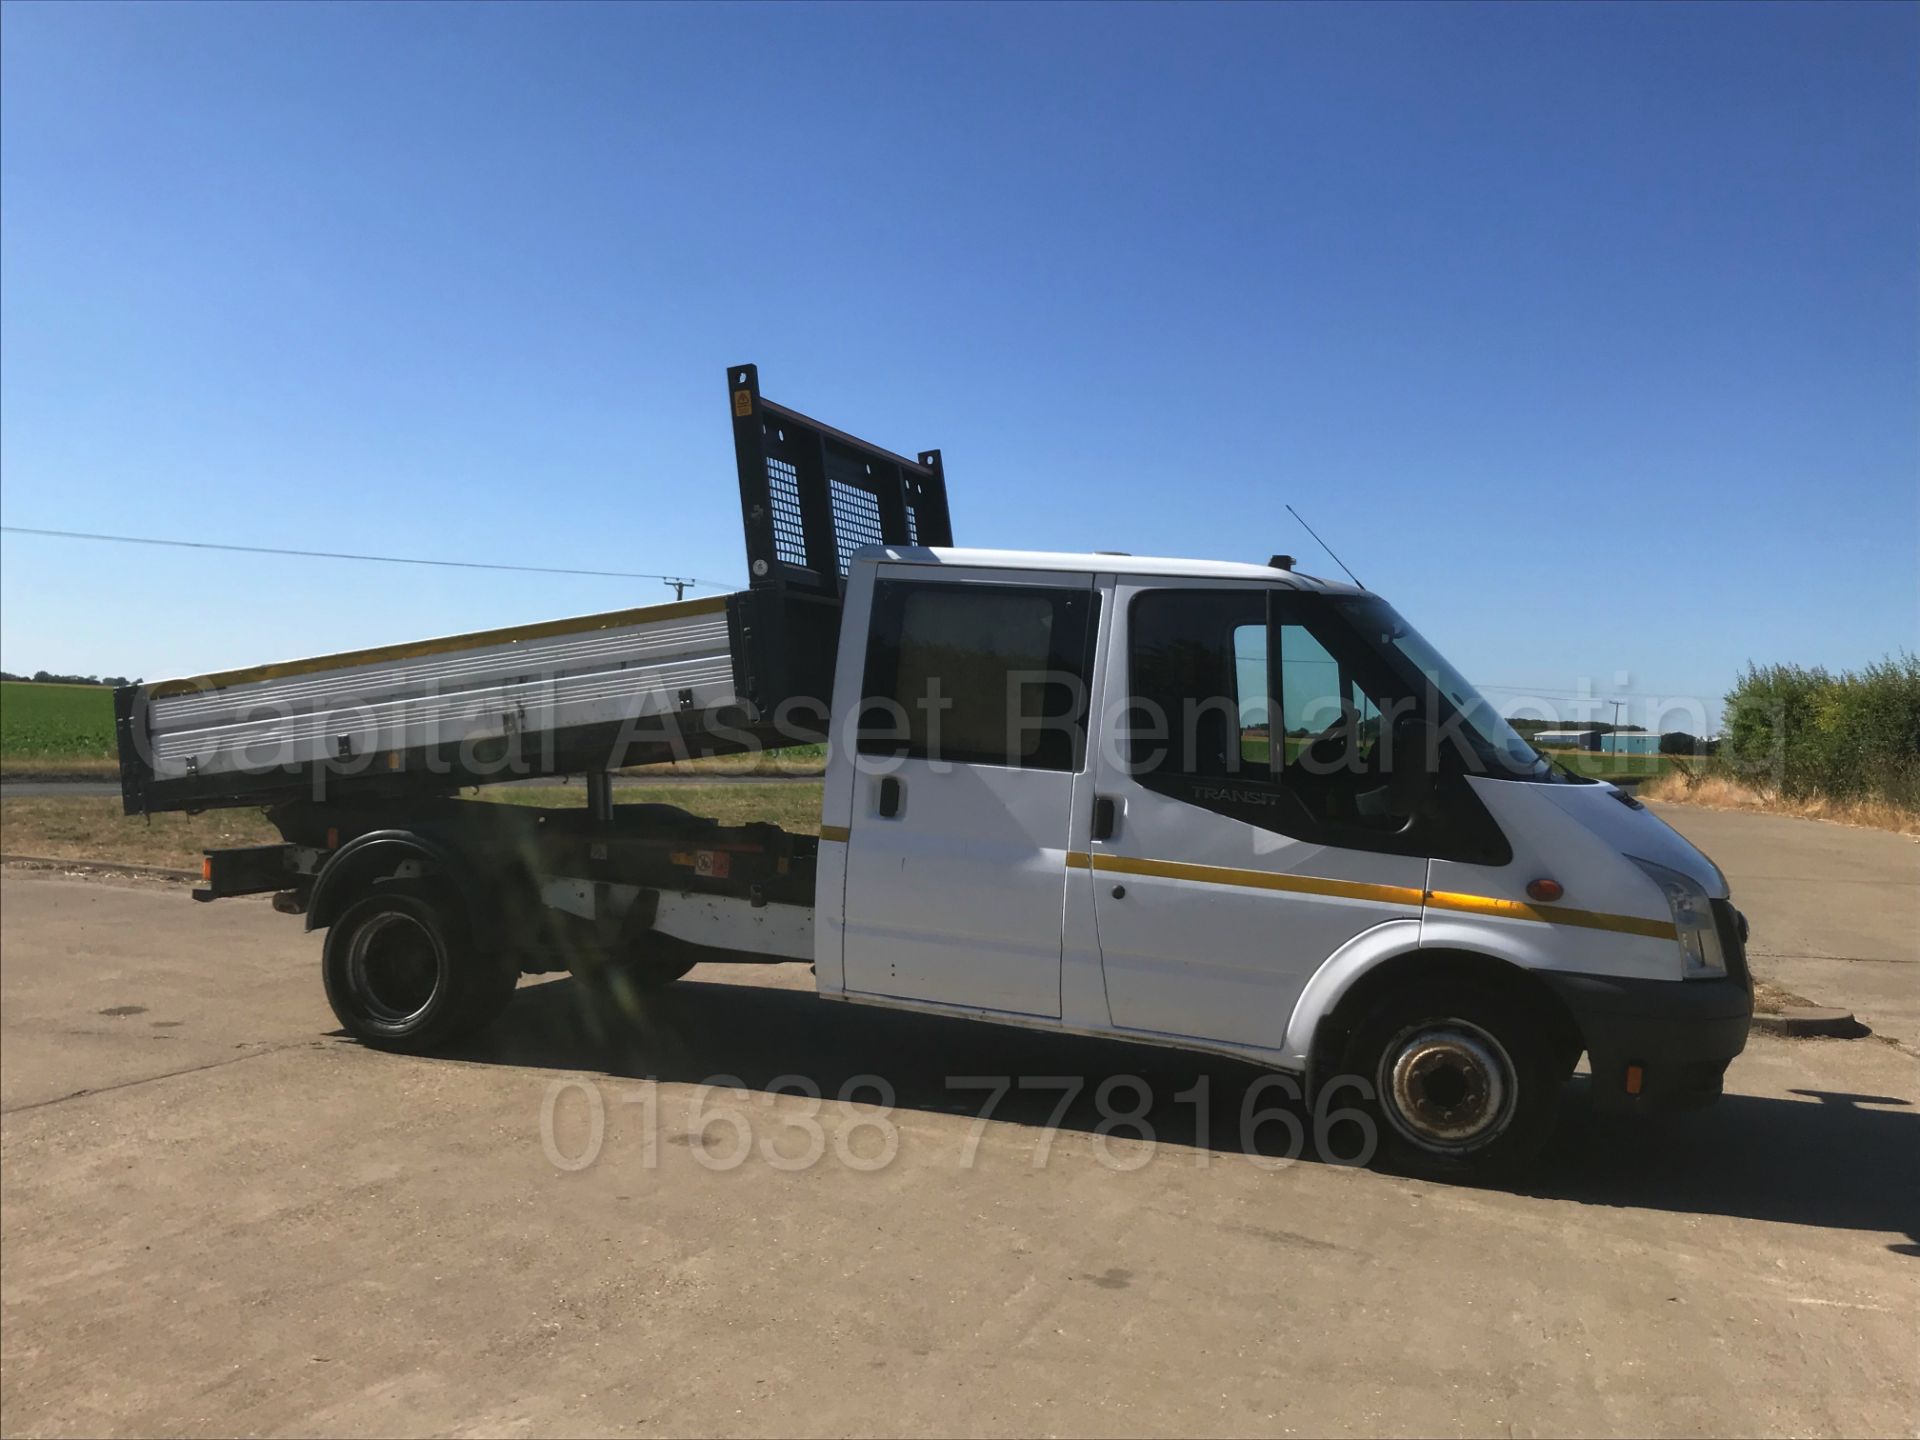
xmin=1526 ymin=878 xmax=1564 ymax=902
xmin=1624 ymin=1064 xmax=1645 ymax=1096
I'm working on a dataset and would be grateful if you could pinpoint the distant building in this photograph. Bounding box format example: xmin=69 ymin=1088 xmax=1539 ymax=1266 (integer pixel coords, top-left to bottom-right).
xmin=1600 ymin=731 xmax=1663 ymax=755
xmin=1532 ymin=729 xmax=1601 ymax=751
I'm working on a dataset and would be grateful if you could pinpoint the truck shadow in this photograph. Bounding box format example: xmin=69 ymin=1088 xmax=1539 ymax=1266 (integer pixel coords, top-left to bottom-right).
xmin=443 ymin=972 xmax=1920 ymax=1253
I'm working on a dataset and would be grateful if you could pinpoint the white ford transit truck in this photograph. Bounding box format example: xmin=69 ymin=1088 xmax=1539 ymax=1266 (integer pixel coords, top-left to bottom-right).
xmin=115 ymin=365 xmax=1753 ymax=1176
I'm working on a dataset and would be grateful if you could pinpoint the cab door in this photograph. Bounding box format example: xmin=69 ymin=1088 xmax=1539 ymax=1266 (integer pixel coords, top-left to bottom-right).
xmin=1086 ymin=581 xmax=1426 ymax=1049
xmin=840 ymin=568 xmax=1098 ymax=1018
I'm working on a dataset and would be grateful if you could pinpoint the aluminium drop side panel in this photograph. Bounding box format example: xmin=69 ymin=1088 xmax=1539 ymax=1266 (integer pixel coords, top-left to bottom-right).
xmin=120 ymin=595 xmax=755 ymax=814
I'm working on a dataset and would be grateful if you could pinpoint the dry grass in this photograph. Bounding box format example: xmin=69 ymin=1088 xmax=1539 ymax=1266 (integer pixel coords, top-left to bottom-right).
xmin=1 ymin=784 xmax=824 ymax=874
xmin=1752 ymin=977 xmax=1813 ymax=1015
xmin=641 ymin=744 xmax=826 ymax=777
xmin=1 ymin=797 xmax=281 ymax=871
xmin=0 ymin=755 xmax=121 ymax=779
xmin=1639 ymin=771 xmax=1920 ymax=837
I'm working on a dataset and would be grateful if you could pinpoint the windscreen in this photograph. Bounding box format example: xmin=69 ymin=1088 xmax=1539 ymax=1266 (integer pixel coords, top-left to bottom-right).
xmin=1330 ymin=595 xmax=1559 ymax=781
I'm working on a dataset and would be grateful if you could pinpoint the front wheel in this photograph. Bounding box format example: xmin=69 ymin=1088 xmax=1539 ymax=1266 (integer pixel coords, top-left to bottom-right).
xmin=322 ymin=885 xmax=516 ymax=1052
xmin=1340 ymin=981 xmax=1563 ymax=1180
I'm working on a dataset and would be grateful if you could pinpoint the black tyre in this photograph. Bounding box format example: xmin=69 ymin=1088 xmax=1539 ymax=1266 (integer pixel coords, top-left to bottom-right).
xmin=322 ymin=885 xmax=517 ymax=1052
xmin=1339 ymin=980 xmax=1563 ymax=1180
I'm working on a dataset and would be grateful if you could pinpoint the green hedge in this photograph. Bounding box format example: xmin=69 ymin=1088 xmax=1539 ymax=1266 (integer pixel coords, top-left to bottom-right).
xmin=1721 ymin=654 xmax=1920 ymax=809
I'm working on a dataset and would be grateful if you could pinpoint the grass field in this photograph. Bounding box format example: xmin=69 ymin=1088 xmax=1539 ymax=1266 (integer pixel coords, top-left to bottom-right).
xmin=0 ymin=783 xmax=826 ymax=873
xmin=0 ymin=681 xmax=118 ymax=774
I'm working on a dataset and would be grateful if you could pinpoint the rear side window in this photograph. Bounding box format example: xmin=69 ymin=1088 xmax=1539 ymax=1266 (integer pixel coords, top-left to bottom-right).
xmin=858 ymin=580 xmax=1097 ymax=770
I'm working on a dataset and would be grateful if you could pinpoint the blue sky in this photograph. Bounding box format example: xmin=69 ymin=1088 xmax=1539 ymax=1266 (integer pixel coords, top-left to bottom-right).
xmin=2 ymin=1 xmax=1914 ymax=732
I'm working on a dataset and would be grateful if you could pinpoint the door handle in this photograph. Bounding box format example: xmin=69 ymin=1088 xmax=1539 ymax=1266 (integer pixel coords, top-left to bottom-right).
xmin=877 ymin=775 xmax=903 ymax=819
xmin=1091 ymin=794 xmax=1118 ymax=842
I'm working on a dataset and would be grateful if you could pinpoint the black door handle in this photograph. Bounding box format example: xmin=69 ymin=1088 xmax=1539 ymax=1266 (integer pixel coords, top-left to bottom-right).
xmin=1091 ymin=794 xmax=1117 ymax=841
xmin=878 ymin=776 xmax=902 ymax=819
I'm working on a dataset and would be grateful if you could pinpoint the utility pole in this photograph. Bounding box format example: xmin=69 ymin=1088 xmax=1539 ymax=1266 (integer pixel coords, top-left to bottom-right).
xmin=664 ymin=577 xmax=695 ymax=602
xmin=1608 ymin=698 xmax=1625 ymax=731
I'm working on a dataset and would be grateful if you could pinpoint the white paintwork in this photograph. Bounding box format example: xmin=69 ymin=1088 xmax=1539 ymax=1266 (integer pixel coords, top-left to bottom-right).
xmin=537 ymin=876 xmax=811 ymax=960
xmin=874 ymin=546 xmax=1360 ymax=595
xmin=1087 ymin=576 xmax=1426 ymax=1048
xmin=1058 ymin=573 xmax=1121 ymax=1032
xmin=1424 ymin=778 xmax=1692 ymax=981
xmin=652 ymin=892 xmax=813 ymax=960
xmin=837 ymin=564 xmax=1093 ymax=1019
xmin=138 ymin=605 xmax=738 ymax=782
xmin=815 ymin=546 xmax=1734 ymax=1077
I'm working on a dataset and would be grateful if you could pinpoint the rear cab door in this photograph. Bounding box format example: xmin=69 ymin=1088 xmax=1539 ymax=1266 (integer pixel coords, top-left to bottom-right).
xmin=834 ymin=561 xmax=1100 ymax=1017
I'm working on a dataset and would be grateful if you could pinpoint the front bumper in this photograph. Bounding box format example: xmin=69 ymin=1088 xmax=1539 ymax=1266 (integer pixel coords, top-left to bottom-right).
xmin=1541 ymin=970 xmax=1753 ymax=1114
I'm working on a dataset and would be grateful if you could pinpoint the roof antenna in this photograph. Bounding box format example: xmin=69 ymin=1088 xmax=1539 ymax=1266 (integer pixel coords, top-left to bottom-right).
xmin=1285 ymin=504 xmax=1365 ymax=590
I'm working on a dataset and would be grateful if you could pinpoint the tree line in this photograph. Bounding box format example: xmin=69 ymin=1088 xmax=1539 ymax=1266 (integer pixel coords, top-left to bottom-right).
xmin=0 ymin=670 xmax=135 ymax=687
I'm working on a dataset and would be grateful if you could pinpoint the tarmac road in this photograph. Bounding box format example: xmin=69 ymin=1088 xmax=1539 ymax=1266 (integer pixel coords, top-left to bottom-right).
xmin=2 ymin=803 xmax=1917 ymax=1437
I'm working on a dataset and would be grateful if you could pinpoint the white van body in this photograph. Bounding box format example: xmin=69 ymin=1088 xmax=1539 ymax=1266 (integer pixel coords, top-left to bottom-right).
xmin=812 ymin=547 xmax=1750 ymax=1159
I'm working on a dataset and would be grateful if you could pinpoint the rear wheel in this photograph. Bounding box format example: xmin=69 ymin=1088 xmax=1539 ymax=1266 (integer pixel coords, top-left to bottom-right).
xmin=1340 ymin=980 xmax=1563 ymax=1179
xmin=323 ymin=885 xmax=516 ymax=1052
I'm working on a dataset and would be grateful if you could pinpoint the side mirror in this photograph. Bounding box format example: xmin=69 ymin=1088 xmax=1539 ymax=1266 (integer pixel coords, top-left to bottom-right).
xmin=1387 ymin=716 xmax=1437 ymax=819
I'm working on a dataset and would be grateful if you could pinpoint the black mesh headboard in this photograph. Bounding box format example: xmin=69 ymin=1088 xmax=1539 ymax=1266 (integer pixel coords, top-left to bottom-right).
xmin=728 ymin=364 xmax=953 ymax=596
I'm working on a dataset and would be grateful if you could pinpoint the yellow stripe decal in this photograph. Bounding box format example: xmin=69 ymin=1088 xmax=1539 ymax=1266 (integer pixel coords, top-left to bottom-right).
xmin=1086 ymin=852 xmax=1426 ymax=907
xmin=818 ymin=824 xmax=851 ymax=843
xmin=1076 ymin=851 xmax=1673 ymax=939
xmin=148 ymin=594 xmax=731 ymax=698
xmin=1424 ymin=889 xmax=1676 ymax=940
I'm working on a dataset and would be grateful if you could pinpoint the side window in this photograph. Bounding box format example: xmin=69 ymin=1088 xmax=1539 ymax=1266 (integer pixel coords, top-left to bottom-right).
xmin=1275 ymin=621 xmax=1345 ymax=760
xmin=858 ymin=580 xmax=1097 ymax=770
xmin=1127 ymin=590 xmax=1271 ymax=780
xmin=1125 ymin=588 xmax=1408 ymax=837
xmin=1275 ymin=609 xmax=1406 ymax=830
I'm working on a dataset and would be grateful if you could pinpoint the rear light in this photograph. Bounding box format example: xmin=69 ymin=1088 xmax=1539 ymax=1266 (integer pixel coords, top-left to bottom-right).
xmin=201 ymin=856 xmax=213 ymax=882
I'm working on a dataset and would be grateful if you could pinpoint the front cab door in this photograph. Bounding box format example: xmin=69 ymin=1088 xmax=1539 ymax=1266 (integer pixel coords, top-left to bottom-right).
xmin=1087 ymin=580 xmax=1432 ymax=1051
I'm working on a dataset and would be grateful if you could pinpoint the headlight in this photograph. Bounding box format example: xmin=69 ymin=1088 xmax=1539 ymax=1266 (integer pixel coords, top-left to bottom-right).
xmin=1628 ymin=856 xmax=1726 ymax=979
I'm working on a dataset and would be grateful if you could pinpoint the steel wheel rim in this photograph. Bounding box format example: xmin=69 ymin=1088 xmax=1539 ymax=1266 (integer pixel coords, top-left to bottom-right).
xmin=1379 ymin=1019 xmax=1517 ymax=1153
xmin=347 ymin=911 xmax=443 ymax=1025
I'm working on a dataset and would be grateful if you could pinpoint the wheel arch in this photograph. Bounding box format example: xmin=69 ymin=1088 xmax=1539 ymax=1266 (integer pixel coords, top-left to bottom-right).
xmin=1290 ymin=933 xmax=1586 ymax=1104
xmin=305 ymin=829 xmax=488 ymax=932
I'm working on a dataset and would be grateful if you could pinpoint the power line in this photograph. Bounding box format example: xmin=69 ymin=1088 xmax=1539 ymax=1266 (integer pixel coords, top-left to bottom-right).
xmin=0 ymin=526 xmax=735 ymax=591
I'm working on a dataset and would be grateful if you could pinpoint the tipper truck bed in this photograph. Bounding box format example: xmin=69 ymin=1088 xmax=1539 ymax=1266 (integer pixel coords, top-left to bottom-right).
xmin=114 ymin=363 xmax=950 ymax=815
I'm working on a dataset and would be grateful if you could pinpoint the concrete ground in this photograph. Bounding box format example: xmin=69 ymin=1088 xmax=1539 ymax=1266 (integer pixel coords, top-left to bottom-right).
xmin=1649 ymin=803 xmax=1919 ymax=1046
xmin=3 ymin=804 xmax=1917 ymax=1438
